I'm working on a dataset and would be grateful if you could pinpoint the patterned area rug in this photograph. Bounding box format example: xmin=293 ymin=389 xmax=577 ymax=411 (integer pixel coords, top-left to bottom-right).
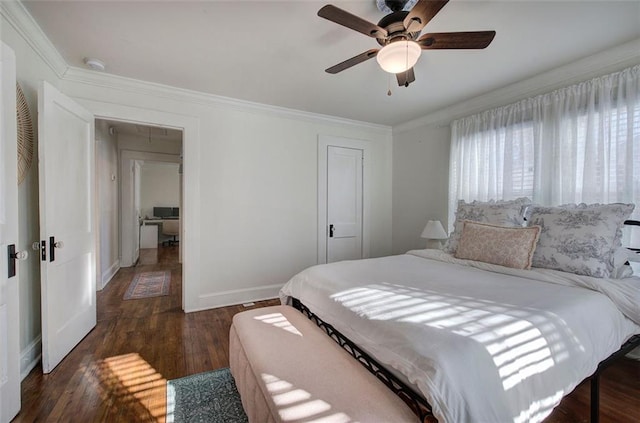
xmin=166 ymin=368 xmax=247 ymax=423
xmin=123 ymin=271 xmax=171 ymax=300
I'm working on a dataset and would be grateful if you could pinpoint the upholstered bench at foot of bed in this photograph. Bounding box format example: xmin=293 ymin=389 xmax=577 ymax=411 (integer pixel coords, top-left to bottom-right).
xmin=229 ymin=305 xmax=418 ymax=423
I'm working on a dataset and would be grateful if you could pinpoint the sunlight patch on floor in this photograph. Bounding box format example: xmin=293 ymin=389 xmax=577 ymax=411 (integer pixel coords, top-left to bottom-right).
xmin=97 ymin=352 xmax=167 ymax=422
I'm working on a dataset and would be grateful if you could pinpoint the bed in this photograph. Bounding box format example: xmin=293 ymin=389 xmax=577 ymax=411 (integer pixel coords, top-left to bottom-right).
xmin=279 ymin=202 xmax=640 ymax=423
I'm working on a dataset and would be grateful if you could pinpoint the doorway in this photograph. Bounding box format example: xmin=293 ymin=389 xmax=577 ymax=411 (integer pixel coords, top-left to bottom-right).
xmin=138 ymin=160 xmax=182 ymax=263
xmin=95 ymin=119 xmax=183 ymax=288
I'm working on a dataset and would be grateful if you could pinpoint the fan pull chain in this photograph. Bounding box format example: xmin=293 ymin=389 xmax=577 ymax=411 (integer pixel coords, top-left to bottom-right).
xmin=387 ymin=73 xmax=392 ymax=96
xmin=404 ymin=41 xmax=410 ymax=88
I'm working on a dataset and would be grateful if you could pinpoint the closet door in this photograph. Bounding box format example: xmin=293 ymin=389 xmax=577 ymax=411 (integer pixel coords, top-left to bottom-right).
xmin=326 ymin=145 xmax=363 ymax=263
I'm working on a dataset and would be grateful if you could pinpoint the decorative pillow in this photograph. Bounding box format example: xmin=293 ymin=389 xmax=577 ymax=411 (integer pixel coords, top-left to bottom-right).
xmin=527 ymin=203 xmax=635 ymax=278
xmin=444 ymin=197 xmax=531 ymax=254
xmin=455 ymin=221 xmax=541 ymax=269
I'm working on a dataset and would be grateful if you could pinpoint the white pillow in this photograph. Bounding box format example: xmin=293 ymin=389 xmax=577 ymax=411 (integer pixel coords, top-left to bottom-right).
xmin=527 ymin=203 xmax=634 ymax=278
xmin=444 ymin=198 xmax=531 ymax=254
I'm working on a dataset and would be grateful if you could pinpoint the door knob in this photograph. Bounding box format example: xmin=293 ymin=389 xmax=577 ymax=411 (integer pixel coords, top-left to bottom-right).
xmin=32 ymin=241 xmax=41 ymax=251
xmin=11 ymin=250 xmax=28 ymax=260
xmin=54 ymin=241 xmax=64 ymax=249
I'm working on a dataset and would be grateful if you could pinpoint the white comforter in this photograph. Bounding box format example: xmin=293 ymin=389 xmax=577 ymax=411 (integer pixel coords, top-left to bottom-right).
xmin=279 ymin=250 xmax=640 ymax=423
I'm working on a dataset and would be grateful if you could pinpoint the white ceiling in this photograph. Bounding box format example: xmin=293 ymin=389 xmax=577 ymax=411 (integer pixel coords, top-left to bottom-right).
xmin=22 ymin=1 xmax=640 ymax=126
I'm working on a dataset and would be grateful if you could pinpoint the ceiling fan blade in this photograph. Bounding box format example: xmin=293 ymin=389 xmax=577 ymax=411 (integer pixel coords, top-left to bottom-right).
xmin=318 ymin=5 xmax=388 ymax=39
xmin=396 ymin=67 xmax=416 ymax=87
xmin=418 ymin=31 xmax=496 ymax=49
xmin=325 ymin=49 xmax=379 ymax=74
xmin=403 ymin=0 xmax=449 ymax=33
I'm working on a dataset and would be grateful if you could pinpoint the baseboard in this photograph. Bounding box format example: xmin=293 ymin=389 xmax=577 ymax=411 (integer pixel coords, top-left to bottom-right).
xmin=20 ymin=335 xmax=41 ymax=380
xmin=189 ymin=284 xmax=282 ymax=313
xmin=100 ymin=259 xmax=120 ymax=290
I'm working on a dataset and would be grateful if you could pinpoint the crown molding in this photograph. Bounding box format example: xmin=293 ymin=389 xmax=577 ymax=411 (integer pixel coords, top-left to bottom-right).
xmin=0 ymin=0 xmax=68 ymax=78
xmin=63 ymin=66 xmax=392 ymax=134
xmin=2 ymin=0 xmax=389 ymax=134
xmin=394 ymin=38 xmax=640 ymax=134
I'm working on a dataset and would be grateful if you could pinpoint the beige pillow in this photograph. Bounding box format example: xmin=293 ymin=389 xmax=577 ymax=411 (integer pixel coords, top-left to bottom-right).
xmin=455 ymin=221 xmax=541 ymax=270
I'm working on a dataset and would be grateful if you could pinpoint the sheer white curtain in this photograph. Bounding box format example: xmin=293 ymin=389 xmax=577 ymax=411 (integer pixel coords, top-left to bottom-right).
xmin=449 ymin=65 xmax=640 ymax=229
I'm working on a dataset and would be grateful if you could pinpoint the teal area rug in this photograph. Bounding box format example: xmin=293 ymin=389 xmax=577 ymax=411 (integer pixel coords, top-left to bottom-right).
xmin=166 ymin=368 xmax=248 ymax=423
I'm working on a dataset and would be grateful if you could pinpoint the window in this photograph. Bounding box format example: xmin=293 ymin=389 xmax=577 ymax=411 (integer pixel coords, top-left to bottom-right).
xmin=449 ymin=65 xmax=640 ymax=244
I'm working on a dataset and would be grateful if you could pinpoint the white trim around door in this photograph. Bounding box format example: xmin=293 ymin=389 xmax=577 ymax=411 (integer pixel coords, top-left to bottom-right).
xmin=70 ymin=99 xmax=200 ymax=312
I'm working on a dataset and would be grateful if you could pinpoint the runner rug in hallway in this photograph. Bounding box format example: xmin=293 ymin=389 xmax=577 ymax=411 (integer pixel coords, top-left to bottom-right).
xmin=123 ymin=270 xmax=171 ymax=300
xmin=166 ymin=368 xmax=248 ymax=423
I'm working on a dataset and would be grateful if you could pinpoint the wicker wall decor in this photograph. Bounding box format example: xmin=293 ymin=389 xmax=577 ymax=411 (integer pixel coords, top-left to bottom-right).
xmin=17 ymin=82 xmax=34 ymax=185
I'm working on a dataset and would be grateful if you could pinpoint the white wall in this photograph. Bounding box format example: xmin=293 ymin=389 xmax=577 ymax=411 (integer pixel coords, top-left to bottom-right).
xmin=96 ymin=120 xmax=119 ymax=289
xmin=1 ymin=8 xmax=63 ymax=378
xmin=392 ymin=124 xmax=450 ymax=255
xmin=140 ymin=162 xmax=180 ymax=219
xmin=60 ymin=73 xmax=393 ymax=312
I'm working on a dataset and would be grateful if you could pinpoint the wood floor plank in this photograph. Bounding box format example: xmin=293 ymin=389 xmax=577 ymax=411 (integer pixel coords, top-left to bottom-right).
xmin=12 ymin=245 xmax=640 ymax=422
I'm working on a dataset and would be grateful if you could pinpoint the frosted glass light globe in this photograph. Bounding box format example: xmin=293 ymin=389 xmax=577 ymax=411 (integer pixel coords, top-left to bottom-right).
xmin=376 ymin=41 xmax=421 ymax=74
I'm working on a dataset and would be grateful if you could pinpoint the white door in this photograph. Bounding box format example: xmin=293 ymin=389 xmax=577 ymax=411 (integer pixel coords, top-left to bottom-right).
xmin=38 ymin=81 xmax=97 ymax=373
xmin=133 ymin=160 xmax=142 ymax=262
xmin=119 ymin=156 xmax=135 ymax=266
xmin=0 ymin=43 xmax=21 ymax=423
xmin=327 ymin=146 xmax=363 ymax=263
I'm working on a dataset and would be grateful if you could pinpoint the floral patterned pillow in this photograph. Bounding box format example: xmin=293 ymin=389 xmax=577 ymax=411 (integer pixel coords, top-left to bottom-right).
xmin=455 ymin=221 xmax=541 ymax=269
xmin=527 ymin=203 xmax=635 ymax=278
xmin=444 ymin=198 xmax=531 ymax=254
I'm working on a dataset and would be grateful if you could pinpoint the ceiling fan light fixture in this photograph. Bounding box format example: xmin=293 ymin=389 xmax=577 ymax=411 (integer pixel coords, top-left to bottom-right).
xmin=376 ymin=40 xmax=421 ymax=74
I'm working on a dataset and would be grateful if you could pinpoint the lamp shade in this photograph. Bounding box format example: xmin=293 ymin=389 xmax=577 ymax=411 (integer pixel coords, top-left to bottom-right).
xmin=421 ymin=220 xmax=448 ymax=239
xmin=376 ymin=40 xmax=421 ymax=74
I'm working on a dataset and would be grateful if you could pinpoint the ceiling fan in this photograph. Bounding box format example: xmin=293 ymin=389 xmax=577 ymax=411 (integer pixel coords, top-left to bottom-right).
xmin=318 ymin=0 xmax=496 ymax=87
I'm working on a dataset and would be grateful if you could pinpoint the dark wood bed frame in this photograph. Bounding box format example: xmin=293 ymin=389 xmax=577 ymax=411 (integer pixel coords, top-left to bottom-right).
xmin=291 ymin=219 xmax=640 ymax=423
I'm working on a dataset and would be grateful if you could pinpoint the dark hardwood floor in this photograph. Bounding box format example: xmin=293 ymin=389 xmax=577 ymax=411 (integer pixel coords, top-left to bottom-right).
xmin=13 ymin=245 xmax=278 ymax=422
xmin=12 ymin=245 xmax=640 ymax=422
